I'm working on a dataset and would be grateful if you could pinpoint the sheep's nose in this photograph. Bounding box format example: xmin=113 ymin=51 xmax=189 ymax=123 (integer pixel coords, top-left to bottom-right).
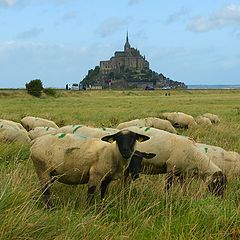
xmin=121 ymin=150 xmax=131 ymax=159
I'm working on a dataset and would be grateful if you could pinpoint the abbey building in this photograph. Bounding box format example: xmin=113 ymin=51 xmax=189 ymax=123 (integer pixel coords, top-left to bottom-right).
xmin=100 ymin=33 xmax=149 ymax=74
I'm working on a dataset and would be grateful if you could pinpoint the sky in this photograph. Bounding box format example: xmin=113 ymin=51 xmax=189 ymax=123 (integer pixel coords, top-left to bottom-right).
xmin=0 ymin=0 xmax=240 ymax=88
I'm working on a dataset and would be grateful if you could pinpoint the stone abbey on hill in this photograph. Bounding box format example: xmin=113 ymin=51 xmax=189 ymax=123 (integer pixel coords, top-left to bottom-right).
xmin=100 ymin=32 xmax=149 ymax=75
xmin=81 ymin=33 xmax=187 ymax=89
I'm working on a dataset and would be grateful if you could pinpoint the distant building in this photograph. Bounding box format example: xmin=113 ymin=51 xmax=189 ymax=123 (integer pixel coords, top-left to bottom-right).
xmin=100 ymin=32 xmax=149 ymax=74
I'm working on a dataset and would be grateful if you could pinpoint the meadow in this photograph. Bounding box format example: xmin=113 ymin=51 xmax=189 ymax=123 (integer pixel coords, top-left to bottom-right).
xmin=0 ymin=89 xmax=240 ymax=239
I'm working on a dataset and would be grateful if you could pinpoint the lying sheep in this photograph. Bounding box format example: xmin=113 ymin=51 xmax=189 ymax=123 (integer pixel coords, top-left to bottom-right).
xmin=28 ymin=127 xmax=58 ymax=140
xmin=195 ymin=116 xmax=212 ymax=126
xmin=117 ymin=117 xmax=177 ymax=134
xmin=21 ymin=116 xmax=59 ymax=131
xmin=202 ymin=113 xmax=220 ymax=124
xmin=57 ymin=125 xmax=118 ymax=138
xmin=31 ymin=129 xmax=153 ymax=208
xmin=162 ymin=112 xmax=197 ymax=129
xmin=124 ymin=126 xmax=227 ymax=197
xmin=0 ymin=124 xmax=31 ymax=144
xmin=0 ymin=119 xmax=25 ymax=130
xmin=196 ymin=143 xmax=240 ymax=178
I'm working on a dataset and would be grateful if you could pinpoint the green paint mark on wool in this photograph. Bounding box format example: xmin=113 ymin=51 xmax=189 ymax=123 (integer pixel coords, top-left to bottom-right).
xmin=101 ymin=127 xmax=106 ymax=131
xmin=144 ymin=127 xmax=151 ymax=131
xmin=73 ymin=125 xmax=83 ymax=133
xmin=58 ymin=133 xmax=66 ymax=139
xmin=46 ymin=127 xmax=49 ymax=131
xmin=204 ymin=147 xmax=208 ymax=153
xmin=0 ymin=125 xmax=3 ymax=128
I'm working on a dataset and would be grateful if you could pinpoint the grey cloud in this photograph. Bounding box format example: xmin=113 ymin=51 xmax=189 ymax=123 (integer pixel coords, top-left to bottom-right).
xmin=187 ymin=4 xmax=240 ymax=32
xmin=0 ymin=0 xmax=16 ymax=7
xmin=97 ymin=17 xmax=128 ymax=37
xmin=165 ymin=7 xmax=189 ymax=24
xmin=17 ymin=27 xmax=44 ymax=39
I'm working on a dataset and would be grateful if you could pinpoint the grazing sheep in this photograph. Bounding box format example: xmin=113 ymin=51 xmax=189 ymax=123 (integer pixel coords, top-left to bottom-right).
xmin=196 ymin=143 xmax=240 ymax=178
xmin=124 ymin=126 xmax=227 ymax=197
xmin=195 ymin=116 xmax=212 ymax=126
xmin=117 ymin=117 xmax=177 ymax=134
xmin=162 ymin=112 xmax=197 ymax=128
xmin=31 ymin=129 xmax=153 ymax=208
xmin=0 ymin=119 xmax=25 ymax=130
xmin=21 ymin=116 xmax=59 ymax=131
xmin=28 ymin=127 xmax=58 ymax=140
xmin=202 ymin=113 xmax=220 ymax=124
xmin=0 ymin=124 xmax=31 ymax=144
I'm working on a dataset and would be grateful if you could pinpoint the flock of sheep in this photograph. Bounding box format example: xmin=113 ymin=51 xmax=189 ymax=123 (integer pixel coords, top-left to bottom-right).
xmin=1 ymin=112 xmax=239 ymax=209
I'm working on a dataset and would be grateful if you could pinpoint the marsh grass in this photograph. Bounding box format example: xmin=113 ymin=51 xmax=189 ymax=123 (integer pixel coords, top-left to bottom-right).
xmin=0 ymin=89 xmax=240 ymax=239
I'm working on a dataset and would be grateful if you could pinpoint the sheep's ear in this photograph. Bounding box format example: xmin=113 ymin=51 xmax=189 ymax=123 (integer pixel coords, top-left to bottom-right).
xmin=136 ymin=134 xmax=150 ymax=142
xmin=101 ymin=134 xmax=116 ymax=143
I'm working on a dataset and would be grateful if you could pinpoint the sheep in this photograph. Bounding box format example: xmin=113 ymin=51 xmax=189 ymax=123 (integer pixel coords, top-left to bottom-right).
xmin=28 ymin=127 xmax=58 ymax=140
xmin=30 ymin=129 xmax=153 ymax=208
xmin=117 ymin=117 xmax=177 ymax=134
xmin=0 ymin=124 xmax=31 ymax=144
xmin=124 ymin=126 xmax=227 ymax=197
xmin=196 ymin=143 xmax=240 ymax=178
xmin=56 ymin=125 xmax=118 ymax=138
xmin=162 ymin=112 xmax=197 ymax=128
xmin=202 ymin=113 xmax=220 ymax=124
xmin=195 ymin=116 xmax=212 ymax=126
xmin=21 ymin=116 xmax=59 ymax=131
xmin=0 ymin=119 xmax=25 ymax=130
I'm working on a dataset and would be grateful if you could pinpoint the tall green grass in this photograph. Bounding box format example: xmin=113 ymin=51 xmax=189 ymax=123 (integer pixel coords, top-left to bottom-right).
xmin=0 ymin=89 xmax=240 ymax=239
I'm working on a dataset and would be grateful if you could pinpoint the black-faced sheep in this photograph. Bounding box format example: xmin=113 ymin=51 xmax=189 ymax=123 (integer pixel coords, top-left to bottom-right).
xmin=0 ymin=124 xmax=31 ymax=144
xmin=195 ymin=116 xmax=212 ymax=126
xmin=21 ymin=116 xmax=59 ymax=131
xmin=124 ymin=126 xmax=227 ymax=197
xmin=56 ymin=125 xmax=118 ymax=138
xmin=28 ymin=127 xmax=58 ymax=140
xmin=162 ymin=112 xmax=197 ymax=129
xmin=31 ymin=130 xmax=154 ymax=208
xmin=116 ymin=117 xmax=177 ymax=134
xmin=196 ymin=143 xmax=240 ymax=179
xmin=202 ymin=113 xmax=220 ymax=124
xmin=0 ymin=119 xmax=25 ymax=130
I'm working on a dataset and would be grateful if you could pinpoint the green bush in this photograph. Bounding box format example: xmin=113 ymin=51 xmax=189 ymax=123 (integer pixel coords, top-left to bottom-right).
xmin=43 ymin=88 xmax=57 ymax=97
xmin=25 ymin=79 xmax=43 ymax=97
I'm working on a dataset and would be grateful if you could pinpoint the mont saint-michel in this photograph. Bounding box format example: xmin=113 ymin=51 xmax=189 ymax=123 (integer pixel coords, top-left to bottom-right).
xmin=81 ymin=33 xmax=186 ymax=89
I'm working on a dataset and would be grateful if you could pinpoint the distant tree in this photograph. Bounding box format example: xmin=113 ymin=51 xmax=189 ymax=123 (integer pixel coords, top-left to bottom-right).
xmin=43 ymin=88 xmax=57 ymax=97
xmin=25 ymin=79 xmax=43 ymax=97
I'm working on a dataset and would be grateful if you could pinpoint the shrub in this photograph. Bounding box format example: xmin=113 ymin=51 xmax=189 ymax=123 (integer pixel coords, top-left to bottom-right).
xmin=25 ymin=79 xmax=43 ymax=97
xmin=43 ymin=88 xmax=57 ymax=97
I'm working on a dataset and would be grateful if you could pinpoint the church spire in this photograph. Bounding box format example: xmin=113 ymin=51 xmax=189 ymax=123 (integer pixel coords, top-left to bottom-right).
xmin=124 ymin=31 xmax=131 ymax=51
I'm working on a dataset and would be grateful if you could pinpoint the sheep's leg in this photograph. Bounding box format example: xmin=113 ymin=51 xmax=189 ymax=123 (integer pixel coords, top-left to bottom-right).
xmin=165 ymin=173 xmax=174 ymax=191
xmin=41 ymin=183 xmax=53 ymax=209
xmin=100 ymin=176 xmax=112 ymax=200
xmin=32 ymin=157 xmax=54 ymax=209
xmin=87 ymin=185 xmax=97 ymax=206
xmin=122 ymin=168 xmax=130 ymax=189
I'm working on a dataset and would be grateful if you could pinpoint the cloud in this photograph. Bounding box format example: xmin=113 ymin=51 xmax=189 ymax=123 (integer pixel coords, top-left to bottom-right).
xmin=165 ymin=7 xmax=189 ymax=24
xmin=17 ymin=27 xmax=44 ymax=39
xmin=0 ymin=0 xmax=16 ymax=7
xmin=97 ymin=17 xmax=128 ymax=37
xmin=128 ymin=0 xmax=143 ymax=6
xmin=187 ymin=4 xmax=240 ymax=32
xmin=61 ymin=10 xmax=77 ymax=21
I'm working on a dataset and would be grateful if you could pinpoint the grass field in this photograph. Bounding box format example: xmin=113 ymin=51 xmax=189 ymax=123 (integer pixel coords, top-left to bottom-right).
xmin=0 ymin=89 xmax=240 ymax=239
